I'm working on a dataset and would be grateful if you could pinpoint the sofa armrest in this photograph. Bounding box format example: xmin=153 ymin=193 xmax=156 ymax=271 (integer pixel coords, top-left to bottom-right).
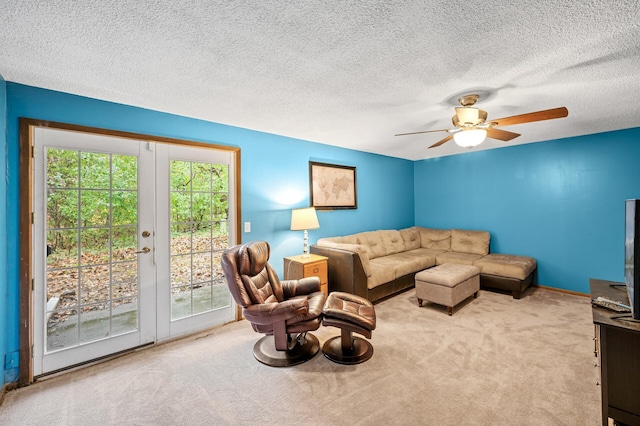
xmin=310 ymin=245 xmax=368 ymax=299
xmin=313 ymin=241 xmax=371 ymax=276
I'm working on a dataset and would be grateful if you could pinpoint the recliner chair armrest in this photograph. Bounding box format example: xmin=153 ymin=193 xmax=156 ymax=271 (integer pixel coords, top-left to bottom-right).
xmin=281 ymin=277 xmax=321 ymax=298
xmin=242 ymin=298 xmax=309 ymax=325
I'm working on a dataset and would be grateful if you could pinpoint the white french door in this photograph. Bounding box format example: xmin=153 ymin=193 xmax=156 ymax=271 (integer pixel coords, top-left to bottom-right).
xmin=155 ymin=144 xmax=237 ymax=340
xmin=33 ymin=127 xmax=236 ymax=376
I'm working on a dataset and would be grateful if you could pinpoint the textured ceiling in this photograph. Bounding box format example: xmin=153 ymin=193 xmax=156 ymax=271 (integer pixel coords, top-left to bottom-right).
xmin=1 ymin=1 xmax=639 ymax=160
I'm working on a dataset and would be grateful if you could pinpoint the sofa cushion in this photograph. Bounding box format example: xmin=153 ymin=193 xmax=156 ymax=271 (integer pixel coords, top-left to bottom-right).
xmin=450 ymin=229 xmax=490 ymax=255
xmin=385 ymin=230 xmax=407 ymax=254
xmin=317 ymin=235 xmax=357 ymax=245
xmin=384 ymin=249 xmax=437 ymax=278
xmin=354 ymin=231 xmax=385 ymax=258
xmin=367 ymin=258 xmax=398 ymax=289
xmin=418 ymin=227 xmax=451 ymax=250
xmin=420 ymin=248 xmax=447 ymax=258
xmin=436 ymin=251 xmax=486 ymax=266
xmin=399 ymin=227 xmax=421 ymax=251
xmin=473 ymin=254 xmax=536 ymax=280
xmin=355 ymin=230 xmax=404 ymax=259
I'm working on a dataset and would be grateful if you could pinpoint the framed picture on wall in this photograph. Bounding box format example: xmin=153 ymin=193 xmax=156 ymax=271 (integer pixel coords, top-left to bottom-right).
xmin=309 ymin=161 xmax=357 ymax=210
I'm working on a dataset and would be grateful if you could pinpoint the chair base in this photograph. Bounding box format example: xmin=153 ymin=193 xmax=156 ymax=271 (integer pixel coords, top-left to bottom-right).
xmin=322 ymin=335 xmax=374 ymax=365
xmin=253 ymin=334 xmax=320 ymax=367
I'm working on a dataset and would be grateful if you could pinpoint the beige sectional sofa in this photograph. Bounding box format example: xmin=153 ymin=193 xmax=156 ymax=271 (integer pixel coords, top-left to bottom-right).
xmin=310 ymin=227 xmax=536 ymax=303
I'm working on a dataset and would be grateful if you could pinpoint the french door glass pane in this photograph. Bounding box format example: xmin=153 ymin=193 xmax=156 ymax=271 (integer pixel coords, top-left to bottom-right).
xmin=169 ymin=160 xmax=231 ymax=320
xmin=45 ymin=148 xmax=140 ymax=353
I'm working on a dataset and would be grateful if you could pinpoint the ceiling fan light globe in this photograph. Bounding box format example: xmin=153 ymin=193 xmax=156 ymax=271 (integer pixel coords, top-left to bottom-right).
xmin=453 ymin=129 xmax=487 ymax=147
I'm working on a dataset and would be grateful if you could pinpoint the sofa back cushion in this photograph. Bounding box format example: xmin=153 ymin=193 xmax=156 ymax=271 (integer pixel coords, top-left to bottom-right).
xmin=418 ymin=227 xmax=451 ymax=250
xmin=354 ymin=230 xmax=404 ymax=259
xmin=318 ymin=235 xmax=357 ymax=245
xmin=399 ymin=227 xmax=421 ymax=250
xmin=354 ymin=231 xmax=384 ymax=258
xmin=385 ymin=229 xmax=406 ymax=253
xmin=450 ymin=229 xmax=490 ymax=255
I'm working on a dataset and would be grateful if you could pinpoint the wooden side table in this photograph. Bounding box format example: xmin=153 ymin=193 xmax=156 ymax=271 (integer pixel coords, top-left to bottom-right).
xmin=284 ymin=254 xmax=329 ymax=297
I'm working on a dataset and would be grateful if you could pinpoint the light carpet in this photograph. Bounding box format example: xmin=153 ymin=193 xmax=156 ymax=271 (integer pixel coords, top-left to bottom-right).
xmin=0 ymin=287 xmax=601 ymax=425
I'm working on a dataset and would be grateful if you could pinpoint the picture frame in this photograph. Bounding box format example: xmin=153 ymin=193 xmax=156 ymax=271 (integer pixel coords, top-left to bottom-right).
xmin=309 ymin=161 xmax=357 ymax=210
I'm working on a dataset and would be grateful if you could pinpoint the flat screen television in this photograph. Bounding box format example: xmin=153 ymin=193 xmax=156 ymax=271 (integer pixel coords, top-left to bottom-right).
xmin=625 ymin=199 xmax=640 ymax=320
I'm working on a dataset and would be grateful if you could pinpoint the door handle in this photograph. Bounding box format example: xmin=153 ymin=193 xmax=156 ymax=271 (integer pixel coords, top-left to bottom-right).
xmin=135 ymin=247 xmax=151 ymax=254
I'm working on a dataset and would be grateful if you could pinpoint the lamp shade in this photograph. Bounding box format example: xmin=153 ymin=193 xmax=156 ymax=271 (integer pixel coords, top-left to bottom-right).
xmin=453 ymin=129 xmax=487 ymax=148
xmin=290 ymin=207 xmax=320 ymax=231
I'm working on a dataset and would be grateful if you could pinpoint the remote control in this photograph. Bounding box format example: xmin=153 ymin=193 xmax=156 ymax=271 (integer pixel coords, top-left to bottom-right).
xmin=591 ymin=296 xmax=631 ymax=313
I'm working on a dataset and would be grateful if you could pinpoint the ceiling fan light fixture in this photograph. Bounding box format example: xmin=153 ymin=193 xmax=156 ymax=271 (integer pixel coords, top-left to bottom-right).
xmin=454 ymin=107 xmax=488 ymax=127
xmin=394 ymin=92 xmax=567 ymax=151
xmin=453 ymin=128 xmax=487 ymax=147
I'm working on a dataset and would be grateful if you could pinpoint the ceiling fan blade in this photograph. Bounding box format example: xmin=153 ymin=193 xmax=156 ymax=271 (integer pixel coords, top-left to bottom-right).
xmin=490 ymin=107 xmax=568 ymax=127
xmin=395 ymin=128 xmax=450 ymax=137
xmin=486 ymin=128 xmax=521 ymax=141
xmin=428 ymin=134 xmax=453 ymax=149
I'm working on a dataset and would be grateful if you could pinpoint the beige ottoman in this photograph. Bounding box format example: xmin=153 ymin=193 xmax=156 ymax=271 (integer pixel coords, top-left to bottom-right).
xmin=415 ymin=263 xmax=480 ymax=315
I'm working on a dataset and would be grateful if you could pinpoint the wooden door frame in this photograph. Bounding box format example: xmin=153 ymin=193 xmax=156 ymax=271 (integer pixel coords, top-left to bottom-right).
xmin=18 ymin=118 xmax=242 ymax=386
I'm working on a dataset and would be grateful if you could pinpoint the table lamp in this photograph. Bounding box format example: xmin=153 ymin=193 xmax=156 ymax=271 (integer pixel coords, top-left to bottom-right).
xmin=290 ymin=207 xmax=320 ymax=256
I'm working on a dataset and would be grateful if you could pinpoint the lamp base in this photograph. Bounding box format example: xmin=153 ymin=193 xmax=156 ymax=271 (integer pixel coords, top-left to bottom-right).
xmin=302 ymin=229 xmax=309 ymax=255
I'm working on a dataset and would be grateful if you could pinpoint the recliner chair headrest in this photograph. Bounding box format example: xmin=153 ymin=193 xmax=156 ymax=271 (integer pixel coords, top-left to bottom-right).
xmin=238 ymin=241 xmax=270 ymax=276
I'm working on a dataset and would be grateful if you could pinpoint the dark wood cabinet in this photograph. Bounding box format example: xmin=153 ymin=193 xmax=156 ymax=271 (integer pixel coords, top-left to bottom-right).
xmin=591 ymin=278 xmax=640 ymax=426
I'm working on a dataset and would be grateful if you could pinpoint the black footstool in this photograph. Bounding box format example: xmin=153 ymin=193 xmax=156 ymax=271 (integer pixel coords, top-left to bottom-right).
xmin=322 ymin=291 xmax=376 ymax=364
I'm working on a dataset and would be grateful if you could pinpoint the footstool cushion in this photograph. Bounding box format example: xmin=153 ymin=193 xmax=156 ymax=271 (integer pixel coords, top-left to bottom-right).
xmin=322 ymin=292 xmax=376 ymax=364
xmin=415 ymin=263 xmax=480 ymax=315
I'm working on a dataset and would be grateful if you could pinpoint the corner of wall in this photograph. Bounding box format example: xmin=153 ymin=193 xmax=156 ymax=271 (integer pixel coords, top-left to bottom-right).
xmin=0 ymin=73 xmax=8 ymax=387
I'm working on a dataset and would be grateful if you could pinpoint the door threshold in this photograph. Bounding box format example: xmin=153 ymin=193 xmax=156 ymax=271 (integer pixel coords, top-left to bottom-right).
xmin=34 ymin=342 xmax=154 ymax=383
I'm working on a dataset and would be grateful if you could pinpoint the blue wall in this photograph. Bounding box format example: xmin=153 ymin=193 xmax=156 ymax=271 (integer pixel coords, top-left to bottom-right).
xmin=5 ymin=80 xmax=638 ymax=386
xmin=415 ymin=128 xmax=640 ymax=293
xmin=2 ymin=83 xmax=415 ymax=386
xmin=0 ymin=75 xmax=8 ymax=385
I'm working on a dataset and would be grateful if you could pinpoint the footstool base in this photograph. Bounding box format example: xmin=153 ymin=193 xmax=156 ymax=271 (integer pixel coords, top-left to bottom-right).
xmin=323 ymin=332 xmax=374 ymax=364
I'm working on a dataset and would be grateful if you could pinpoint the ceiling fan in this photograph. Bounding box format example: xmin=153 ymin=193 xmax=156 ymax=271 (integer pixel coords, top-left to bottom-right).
xmin=395 ymin=94 xmax=568 ymax=149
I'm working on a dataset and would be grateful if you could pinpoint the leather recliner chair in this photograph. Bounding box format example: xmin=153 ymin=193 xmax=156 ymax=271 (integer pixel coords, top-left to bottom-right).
xmin=221 ymin=241 xmax=326 ymax=367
